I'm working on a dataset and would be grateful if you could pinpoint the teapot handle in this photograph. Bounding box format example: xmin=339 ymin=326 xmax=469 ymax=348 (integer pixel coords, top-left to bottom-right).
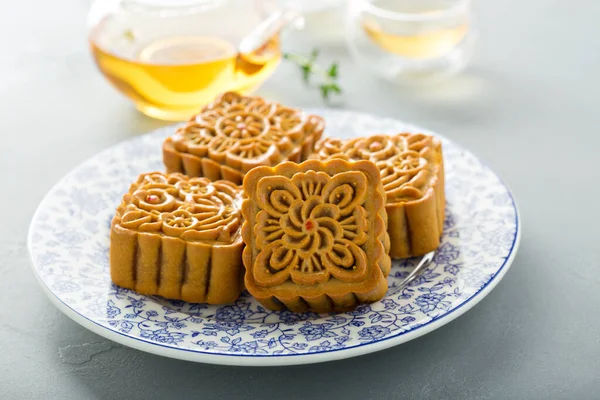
xmin=238 ymin=8 xmax=304 ymax=54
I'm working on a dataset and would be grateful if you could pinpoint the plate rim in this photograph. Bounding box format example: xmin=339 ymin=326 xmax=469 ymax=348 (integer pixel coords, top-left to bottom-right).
xmin=27 ymin=109 xmax=521 ymax=366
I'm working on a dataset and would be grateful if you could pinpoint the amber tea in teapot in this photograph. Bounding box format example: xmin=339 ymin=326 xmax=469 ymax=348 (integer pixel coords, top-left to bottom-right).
xmin=88 ymin=0 xmax=288 ymax=121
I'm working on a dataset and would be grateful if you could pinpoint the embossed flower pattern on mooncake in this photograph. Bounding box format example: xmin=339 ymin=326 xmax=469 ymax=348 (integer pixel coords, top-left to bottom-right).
xmin=163 ymin=92 xmax=325 ymax=183
xmin=119 ymin=209 xmax=162 ymax=232
xmin=174 ymin=94 xmax=318 ymax=164
xmin=119 ymin=174 xmax=241 ymax=242
xmin=253 ymin=171 xmax=370 ymax=286
xmin=314 ymin=133 xmax=435 ymax=201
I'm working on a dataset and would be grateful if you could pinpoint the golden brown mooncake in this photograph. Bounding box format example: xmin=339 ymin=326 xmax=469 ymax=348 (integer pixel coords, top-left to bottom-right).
xmin=162 ymin=91 xmax=325 ymax=185
xmin=241 ymin=159 xmax=392 ymax=313
xmin=110 ymin=172 xmax=244 ymax=304
xmin=312 ymin=133 xmax=445 ymax=259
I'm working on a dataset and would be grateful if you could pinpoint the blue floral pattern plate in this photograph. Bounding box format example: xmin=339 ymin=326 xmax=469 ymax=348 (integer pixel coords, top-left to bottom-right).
xmin=28 ymin=110 xmax=520 ymax=366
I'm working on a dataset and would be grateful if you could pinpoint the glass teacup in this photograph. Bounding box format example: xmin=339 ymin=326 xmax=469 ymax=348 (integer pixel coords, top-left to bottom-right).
xmin=345 ymin=0 xmax=475 ymax=85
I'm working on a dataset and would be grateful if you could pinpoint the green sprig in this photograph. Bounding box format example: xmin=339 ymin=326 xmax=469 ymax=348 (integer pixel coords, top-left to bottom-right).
xmin=283 ymin=49 xmax=342 ymax=103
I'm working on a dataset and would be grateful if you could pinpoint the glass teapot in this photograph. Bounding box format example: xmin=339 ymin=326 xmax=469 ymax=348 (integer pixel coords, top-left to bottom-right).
xmin=87 ymin=0 xmax=302 ymax=121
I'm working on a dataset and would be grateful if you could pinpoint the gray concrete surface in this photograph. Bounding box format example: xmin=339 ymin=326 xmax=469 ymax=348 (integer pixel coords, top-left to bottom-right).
xmin=1 ymin=0 xmax=599 ymax=398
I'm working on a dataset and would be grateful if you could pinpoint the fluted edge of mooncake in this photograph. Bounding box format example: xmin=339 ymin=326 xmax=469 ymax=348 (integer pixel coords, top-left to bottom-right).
xmin=110 ymin=223 xmax=244 ymax=304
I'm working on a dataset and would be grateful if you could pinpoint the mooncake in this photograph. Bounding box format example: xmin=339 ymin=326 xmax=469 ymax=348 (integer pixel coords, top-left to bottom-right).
xmin=312 ymin=133 xmax=445 ymax=259
xmin=110 ymin=172 xmax=244 ymax=304
xmin=163 ymin=91 xmax=325 ymax=185
xmin=241 ymin=159 xmax=392 ymax=313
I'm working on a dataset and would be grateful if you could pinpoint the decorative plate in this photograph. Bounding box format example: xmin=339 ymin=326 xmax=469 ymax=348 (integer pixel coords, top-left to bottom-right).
xmin=28 ymin=109 xmax=520 ymax=366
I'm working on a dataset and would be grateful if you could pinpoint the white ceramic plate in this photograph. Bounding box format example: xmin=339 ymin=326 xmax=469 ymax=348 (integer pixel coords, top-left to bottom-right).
xmin=28 ymin=109 xmax=520 ymax=366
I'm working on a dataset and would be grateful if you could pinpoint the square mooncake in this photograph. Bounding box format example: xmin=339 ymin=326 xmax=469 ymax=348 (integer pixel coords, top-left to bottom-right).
xmin=110 ymin=172 xmax=244 ymax=304
xmin=241 ymin=159 xmax=392 ymax=313
xmin=163 ymin=91 xmax=325 ymax=185
xmin=312 ymin=133 xmax=445 ymax=259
